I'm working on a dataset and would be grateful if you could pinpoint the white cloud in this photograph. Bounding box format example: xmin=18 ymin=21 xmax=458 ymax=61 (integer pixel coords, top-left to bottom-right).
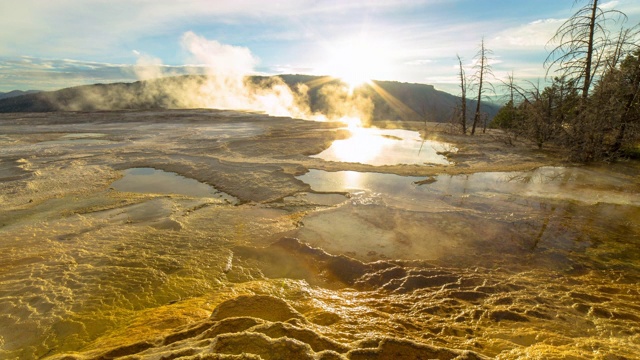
xmin=600 ymin=1 xmax=620 ymax=10
xmin=267 ymin=64 xmax=316 ymax=75
xmin=0 ymin=57 xmax=145 ymax=91
xmin=0 ymin=0 xmax=453 ymax=58
xmin=492 ymin=18 xmax=565 ymax=49
xmin=405 ymin=59 xmax=434 ymax=66
xmin=5 ymin=0 xmax=637 ymax=94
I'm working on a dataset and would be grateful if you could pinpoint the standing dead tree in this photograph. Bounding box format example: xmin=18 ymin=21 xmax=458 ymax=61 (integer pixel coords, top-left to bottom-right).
xmin=544 ymin=0 xmax=628 ymax=100
xmin=543 ymin=0 xmax=639 ymax=160
xmin=456 ymin=54 xmax=468 ymax=134
xmin=471 ymin=38 xmax=493 ymax=135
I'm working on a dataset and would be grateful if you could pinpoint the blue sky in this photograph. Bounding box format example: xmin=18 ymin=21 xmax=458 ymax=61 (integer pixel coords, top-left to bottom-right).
xmin=1 ymin=0 xmax=639 ymax=95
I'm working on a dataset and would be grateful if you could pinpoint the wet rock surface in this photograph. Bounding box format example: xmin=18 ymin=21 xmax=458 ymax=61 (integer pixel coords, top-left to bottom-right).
xmin=210 ymin=295 xmax=304 ymax=322
xmin=1 ymin=110 xmax=639 ymax=359
xmin=49 ymin=294 xmax=488 ymax=360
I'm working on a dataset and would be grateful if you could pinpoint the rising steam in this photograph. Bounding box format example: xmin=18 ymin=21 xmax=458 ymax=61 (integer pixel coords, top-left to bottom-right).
xmin=129 ymin=31 xmax=374 ymax=124
xmin=40 ymin=32 xmax=375 ymax=124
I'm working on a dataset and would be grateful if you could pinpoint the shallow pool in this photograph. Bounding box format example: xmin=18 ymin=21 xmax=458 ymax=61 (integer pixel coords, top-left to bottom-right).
xmin=111 ymin=168 xmax=237 ymax=203
xmin=294 ymin=166 xmax=640 ymax=270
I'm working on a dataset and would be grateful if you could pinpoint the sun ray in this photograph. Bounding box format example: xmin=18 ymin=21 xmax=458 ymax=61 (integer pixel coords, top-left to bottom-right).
xmin=304 ymin=75 xmax=336 ymax=89
xmin=367 ymin=81 xmax=422 ymax=121
xmin=310 ymin=35 xmax=423 ymax=125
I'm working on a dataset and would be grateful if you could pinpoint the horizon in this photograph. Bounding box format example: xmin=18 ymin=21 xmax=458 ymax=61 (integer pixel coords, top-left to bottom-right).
xmin=1 ymin=0 xmax=639 ymax=96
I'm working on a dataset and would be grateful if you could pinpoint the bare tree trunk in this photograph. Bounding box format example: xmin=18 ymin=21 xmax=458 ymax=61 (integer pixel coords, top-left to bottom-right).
xmin=508 ymin=73 xmax=516 ymax=137
xmin=457 ymin=54 xmax=467 ymax=135
xmin=582 ymin=0 xmax=598 ymax=99
xmin=471 ymin=40 xmax=486 ymax=135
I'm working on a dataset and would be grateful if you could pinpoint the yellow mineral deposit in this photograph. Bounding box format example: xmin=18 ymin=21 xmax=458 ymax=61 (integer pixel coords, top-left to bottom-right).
xmin=0 ymin=110 xmax=639 ymax=359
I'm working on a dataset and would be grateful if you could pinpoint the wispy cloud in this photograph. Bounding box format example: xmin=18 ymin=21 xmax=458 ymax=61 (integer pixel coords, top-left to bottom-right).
xmin=1 ymin=1 xmax=469 ymax=53
xmin=601 ymin=1 xmax=621 ymax=10
xmin=492 ymin=18 xmax=565 ymax=49
xmin=0 ymin=57 xmax=197 ymax=91
xmin=2 ymin=0 xmax=639 ymax=92
xmin=405 ymin=59 xmax=434 ymax=66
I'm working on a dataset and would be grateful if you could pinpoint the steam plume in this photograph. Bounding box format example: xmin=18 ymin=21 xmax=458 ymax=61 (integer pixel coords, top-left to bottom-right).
xmin=40 ymin=32 xmax=375 ymax=124
xmin=133 ymin=32 xmax=374 ymax=123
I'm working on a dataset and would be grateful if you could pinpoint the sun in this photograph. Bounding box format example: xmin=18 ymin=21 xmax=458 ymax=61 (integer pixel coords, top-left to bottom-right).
xmin=322 ymin=37 xmax=390 ymax=92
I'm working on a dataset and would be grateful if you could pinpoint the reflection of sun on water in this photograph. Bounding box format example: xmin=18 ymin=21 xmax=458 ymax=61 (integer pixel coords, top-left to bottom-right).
xmin=329 ymin=133 xmax=383 ymax=164
xmin=339 ymin=116 xmax=363 ymax=129
xmin=342 ymin=171 xmax=363 ymax=190
xmin=312 ymin=126 xmax=455 ymax=166
xmin=330 ymin=118 xmax=393 ymax=164
xmin=313 ymin=36 xmax=453 ymax=166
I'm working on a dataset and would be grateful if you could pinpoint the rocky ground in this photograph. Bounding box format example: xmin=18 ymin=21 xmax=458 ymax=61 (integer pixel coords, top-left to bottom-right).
xmin=1 ymin=110 xmax=638 ymax=360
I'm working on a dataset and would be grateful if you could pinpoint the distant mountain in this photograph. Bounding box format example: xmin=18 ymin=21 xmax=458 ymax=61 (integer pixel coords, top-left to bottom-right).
xmin=0 ymin=80 xmax=177 ymax=113
xmin=0 ymin=90 xmax=40 ymax=100
xmin=0 ymin=75 xmax=499 ymax=122
xmin=256 ymin=74 xmax=499 ymax=123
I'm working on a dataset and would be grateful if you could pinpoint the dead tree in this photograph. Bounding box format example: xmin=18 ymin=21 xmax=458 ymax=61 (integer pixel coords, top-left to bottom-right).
xmin=456 ymin=54 xmax=468 ymax=134
xmin=545 ymin=0 xmax=627 ymax=100
xmin=471 ymin=38 xmax=493 ymax=135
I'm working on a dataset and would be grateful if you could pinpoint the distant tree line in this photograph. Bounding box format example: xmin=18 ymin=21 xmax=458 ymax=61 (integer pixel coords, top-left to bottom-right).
xmin=489 ymin=0 xmax=640 ymax=162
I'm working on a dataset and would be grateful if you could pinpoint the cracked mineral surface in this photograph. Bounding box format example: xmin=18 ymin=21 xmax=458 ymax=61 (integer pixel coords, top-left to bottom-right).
xmin=1 ymin=110 xmax=639 ymax=359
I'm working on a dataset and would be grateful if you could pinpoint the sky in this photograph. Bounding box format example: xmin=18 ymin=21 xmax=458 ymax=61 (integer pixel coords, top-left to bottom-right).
xmin=1 ymin=0 xmax=639 ymax=96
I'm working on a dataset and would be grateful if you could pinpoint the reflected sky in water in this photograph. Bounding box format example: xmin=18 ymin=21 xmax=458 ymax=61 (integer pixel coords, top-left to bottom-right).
xmin=111 ymin=168 xmax=237 ymax=202
xmin=295 ymin=165 xmax=640 ymax=269
xmin=298 ymin=166 xmax=640 ymax=207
